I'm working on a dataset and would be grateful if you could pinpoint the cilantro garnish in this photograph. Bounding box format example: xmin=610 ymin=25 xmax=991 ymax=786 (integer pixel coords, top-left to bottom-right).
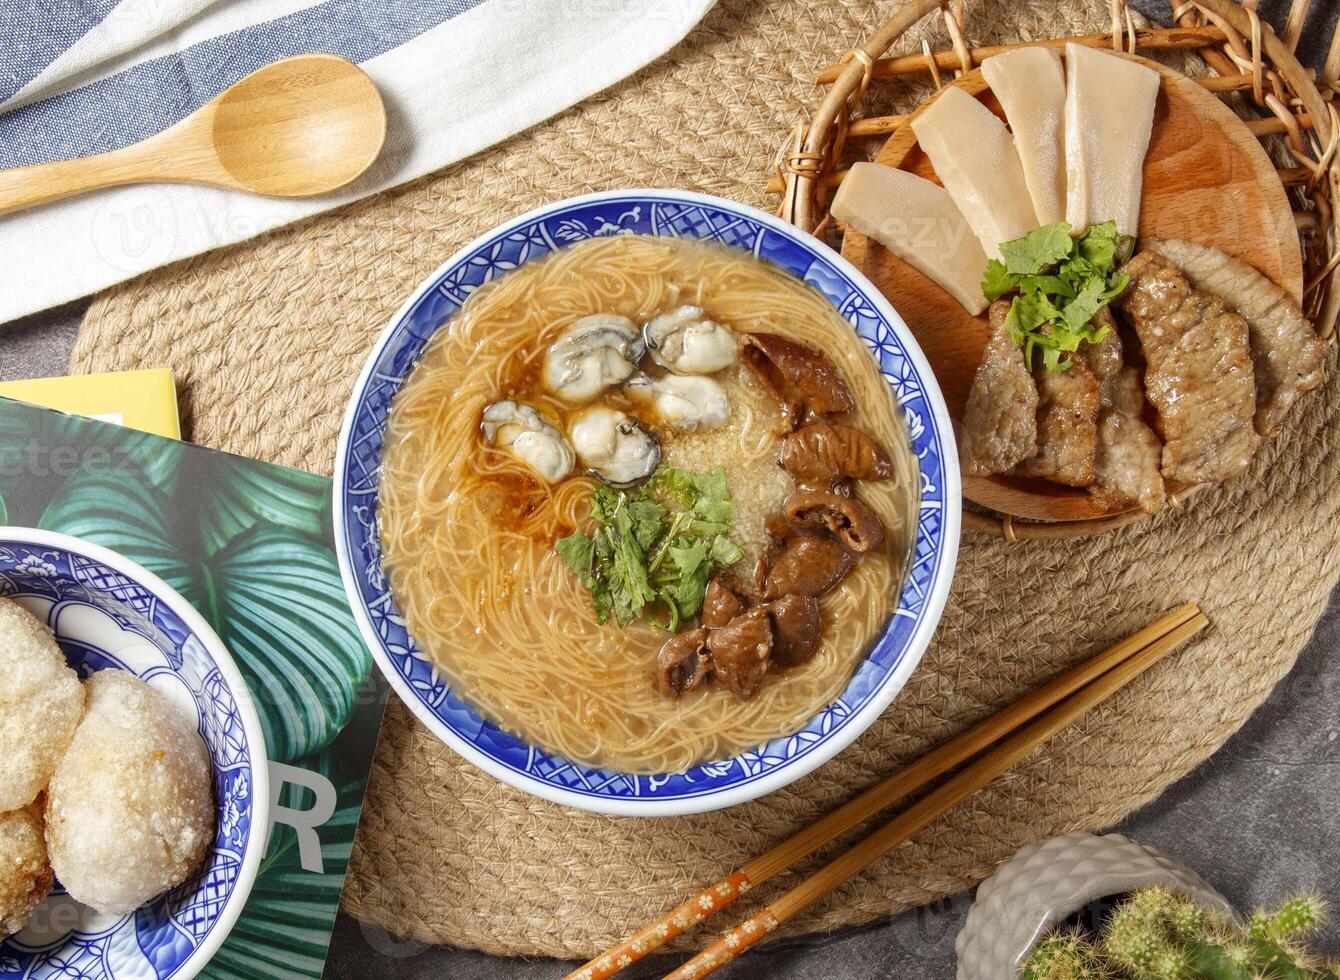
xmin=982 ymin=221 xmax=1133 ymax=372
xmin=555 ymin=466 xmax=744 ymax=630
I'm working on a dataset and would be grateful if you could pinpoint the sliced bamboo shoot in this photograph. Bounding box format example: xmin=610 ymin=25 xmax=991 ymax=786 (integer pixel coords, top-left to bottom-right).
xmin=981 ymin=47 xmax=1067 ymax=225
xmin=830 ymin=162 xmax=989 ymax=315
xmin=910 ymin=85 xmax=1039 ymax=260
xmin=1064 ymin=44 xmax=1161 ymax=236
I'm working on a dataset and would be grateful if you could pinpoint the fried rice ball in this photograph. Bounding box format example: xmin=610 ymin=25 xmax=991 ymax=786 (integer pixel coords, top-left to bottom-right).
xmin=0 ymin=597 xmax=85 ymax=811
xmin=45 ymin=671 xmax=215 ymax=915
xmin=0 ymin=802 xmax=54 ymax=940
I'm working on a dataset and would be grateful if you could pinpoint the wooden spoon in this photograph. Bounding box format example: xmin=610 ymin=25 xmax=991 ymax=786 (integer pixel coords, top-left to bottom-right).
xmin=0 ymin=53 xmax=386 ymax=216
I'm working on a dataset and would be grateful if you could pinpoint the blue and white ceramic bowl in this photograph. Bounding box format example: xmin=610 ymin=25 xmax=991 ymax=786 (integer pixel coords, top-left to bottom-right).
xmin=333 ymin=189 xmax=960 ymax=816
xmin=0 ymin=528 xmax=268 ymax=980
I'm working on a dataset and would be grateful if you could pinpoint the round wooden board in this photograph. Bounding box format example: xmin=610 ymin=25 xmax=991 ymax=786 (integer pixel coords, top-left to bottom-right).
xmin=841 ymin=53 xmax=1303 ymax=523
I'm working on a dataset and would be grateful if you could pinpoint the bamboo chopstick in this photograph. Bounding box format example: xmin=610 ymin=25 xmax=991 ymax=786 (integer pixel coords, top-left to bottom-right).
xmin=665 ymin=609 xmax=1209 ymax=979
xmin=566 ymin=603 xmax=1203 ymax=980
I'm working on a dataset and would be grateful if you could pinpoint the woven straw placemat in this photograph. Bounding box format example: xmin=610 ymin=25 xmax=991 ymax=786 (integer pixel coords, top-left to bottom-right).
xmin=71 ymin=0 xmax=1340 ymax=958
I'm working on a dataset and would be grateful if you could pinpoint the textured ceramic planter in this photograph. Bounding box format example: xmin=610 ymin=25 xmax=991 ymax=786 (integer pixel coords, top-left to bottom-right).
xmin=955 ymin=832 xmax=1238 ymax=980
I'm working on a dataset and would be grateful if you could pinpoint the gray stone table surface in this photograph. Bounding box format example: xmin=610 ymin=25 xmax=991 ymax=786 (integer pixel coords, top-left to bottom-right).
xmin=3 ymin=4 xmax=1338 ymax=972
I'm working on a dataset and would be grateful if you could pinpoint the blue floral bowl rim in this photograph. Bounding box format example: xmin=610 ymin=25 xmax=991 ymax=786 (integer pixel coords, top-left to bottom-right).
xmin=0 ymin=525 xmax=271 ymax=977
xmin=332 ymin=188 xmax=962 ymax=816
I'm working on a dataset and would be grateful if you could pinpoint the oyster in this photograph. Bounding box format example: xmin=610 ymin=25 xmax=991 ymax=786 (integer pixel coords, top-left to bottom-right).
xmin=643 ymin=306 xmax=736 ymax=374
xmin=480 ymin=400 xmax=575 ymax=483
xmin=542 ymin=314 xmax=645 ymax=403
xmin=625 ymin=373 xmax=729 ymax=431
xmin=569 ymin=406 xmax=661 ymax=487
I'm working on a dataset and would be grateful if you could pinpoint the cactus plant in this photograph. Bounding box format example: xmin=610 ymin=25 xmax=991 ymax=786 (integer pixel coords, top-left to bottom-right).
xmin=1022 ymin=930 xmax=1108 ymax=980
xmin=1020 ymin=887 xmax=1339 ymax=980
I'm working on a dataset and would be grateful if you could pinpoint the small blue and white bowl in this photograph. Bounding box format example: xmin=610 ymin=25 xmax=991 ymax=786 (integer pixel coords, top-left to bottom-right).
xmin=0 ymin=527 xmax=268 ymax=980
xmin=334 ymin=189 xmax=960 ymax=816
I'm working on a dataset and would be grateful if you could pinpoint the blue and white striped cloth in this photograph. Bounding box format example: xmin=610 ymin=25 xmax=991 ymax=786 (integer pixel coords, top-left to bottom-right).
xmin=0 ymin=0 xmax=715 ymax=322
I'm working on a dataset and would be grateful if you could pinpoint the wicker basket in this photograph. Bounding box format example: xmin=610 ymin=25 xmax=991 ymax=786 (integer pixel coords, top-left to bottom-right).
xmin=769 ymin=0 xmax=1339 ymax=540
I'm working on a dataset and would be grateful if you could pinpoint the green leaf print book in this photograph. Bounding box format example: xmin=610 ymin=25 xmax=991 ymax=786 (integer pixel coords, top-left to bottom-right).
xmin=0 ymin=395 xmax=385 ymax=980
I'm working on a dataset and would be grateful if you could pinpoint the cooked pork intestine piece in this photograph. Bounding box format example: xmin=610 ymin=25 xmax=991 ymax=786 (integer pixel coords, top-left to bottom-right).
xmin=1139 ymin=237 xmax=1325 ymax=437
xmin=706 ymin=608 xmax=774 ymax=700
xmin=702 ymin=576 xmax=745 ymax=629
xmin=980 ymin=47 xmax=1067 ymax=225
xmin=910 ymin=85 xmax=1039 ymax=260
xmin=656 ymin=627 xmax=712 ymax=697
xmin=767 ymin=594 xmax=823 ymax=667
xmin=1117 ymin=249 xmax=1259 ymax=485
xmin=739 ymin=332 xmax=854 ymax=426
xmin=1091 ymin=366 xmax=1167 ymax=514
xmin=779 ymin=422 xmax=893 ymax=482
xmin=763 ymin=535 xmax=854 ymax=599
xmin=960 ymin=300 xmax=1039 ymax=476
xmin=783 ymin=491 xmax=885 ymax=554
xmin=763 ymin=510 xmax=793 ymax=544
xmin=1016 ymin=352 xmax=1101 ymax=488
xmin=829 ymin=163 xmax=989 ymax=314
xmin=1063 ymin=44 xmax=1160 ymax=236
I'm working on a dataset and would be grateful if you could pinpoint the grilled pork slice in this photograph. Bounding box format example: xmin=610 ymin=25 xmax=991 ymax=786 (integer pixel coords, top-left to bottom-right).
xmin=1078 ymin=312 xmax=1165 ymax=513
xmin=1092 ymin=366 xmax=1166 ymax=514
xmin=1016 ymin=353 xmax=1100 ymax=487
xmin=960 ymin=300 xmax=1038 ymax=476
xmin=1078 ymin=309 xmax=1124 ymax=385
xmin=1117 ymin=249 xmax=1259 ymax=485
xmin=1141 ymin=237 xmax=1325 ymax=437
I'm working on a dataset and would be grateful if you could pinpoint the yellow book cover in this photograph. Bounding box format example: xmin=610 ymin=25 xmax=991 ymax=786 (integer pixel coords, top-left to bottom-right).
xmin=0 ymin=369 xmax=181 ymax=440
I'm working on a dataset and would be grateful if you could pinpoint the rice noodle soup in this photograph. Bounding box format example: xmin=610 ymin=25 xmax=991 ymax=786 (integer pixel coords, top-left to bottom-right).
xmin=378 ymin=235 xmax=918 ymax=773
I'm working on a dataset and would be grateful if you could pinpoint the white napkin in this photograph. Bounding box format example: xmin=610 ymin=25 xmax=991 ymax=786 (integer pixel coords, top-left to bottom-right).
xmin=0 ymin=0 xmax=716 ymax=323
